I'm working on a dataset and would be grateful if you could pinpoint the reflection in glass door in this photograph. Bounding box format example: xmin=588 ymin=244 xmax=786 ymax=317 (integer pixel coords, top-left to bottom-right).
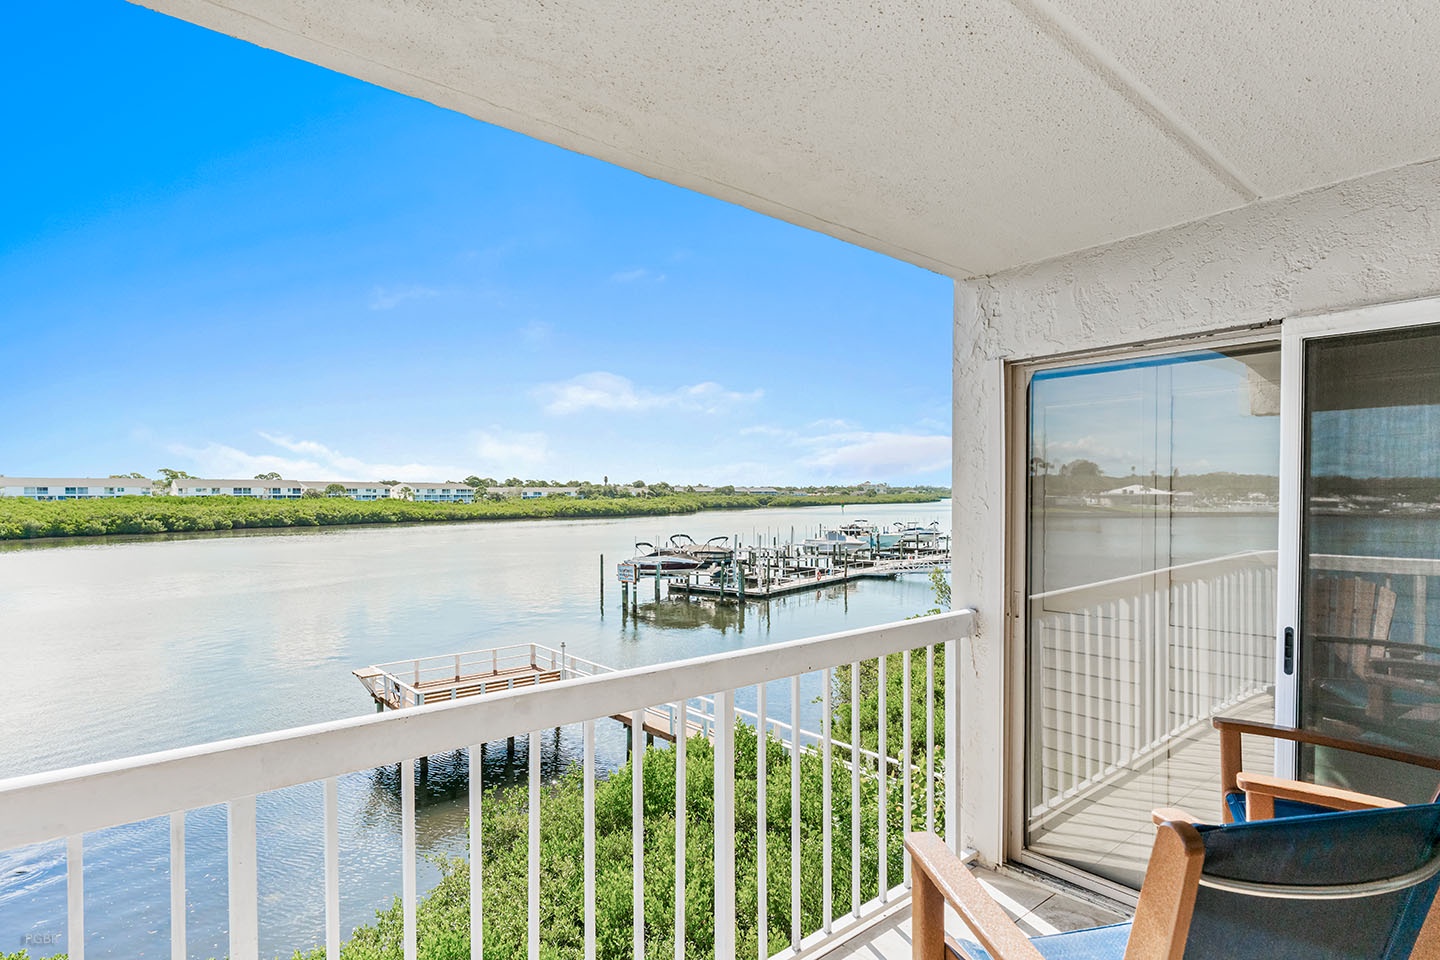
xmin=1024 ymin=345 xmax=1279 ymax=888
xmin=1300 ymin=325 xmax=1440 ymax=800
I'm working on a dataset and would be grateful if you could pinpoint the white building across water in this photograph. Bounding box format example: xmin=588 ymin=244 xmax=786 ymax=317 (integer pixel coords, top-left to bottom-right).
xmin=0 ymin=478 xmax=155 ymax=500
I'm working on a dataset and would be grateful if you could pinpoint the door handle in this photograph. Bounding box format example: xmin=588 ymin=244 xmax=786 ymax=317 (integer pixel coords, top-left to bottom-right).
xmin=1283 ymin=626 xmax=1295 ymax=676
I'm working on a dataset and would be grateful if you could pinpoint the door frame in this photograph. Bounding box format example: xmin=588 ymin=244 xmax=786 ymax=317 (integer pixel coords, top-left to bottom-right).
xmin=1275 ymin=295 xmax=1440 ymax=775
xmin=1004 ymin=326 xmax=1281 ymax=900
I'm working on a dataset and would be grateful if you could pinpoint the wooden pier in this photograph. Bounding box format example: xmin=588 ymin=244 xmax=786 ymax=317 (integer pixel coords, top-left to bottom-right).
xmin=617 ymin=523 xmax=950 ymax=606
xmin=677 ymin=555 xmax=948 ymax=600
xmin=353 ymin=643 xmax=705 ymax=741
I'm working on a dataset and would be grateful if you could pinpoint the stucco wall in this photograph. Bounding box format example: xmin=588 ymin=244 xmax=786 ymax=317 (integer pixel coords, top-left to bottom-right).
xmin=951 ymin=157 xmax=1440 ymax=865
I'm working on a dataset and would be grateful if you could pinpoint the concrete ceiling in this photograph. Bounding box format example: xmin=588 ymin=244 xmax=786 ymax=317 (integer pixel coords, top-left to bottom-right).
xmin=135 ymin=0 xmax=1440 ymax=279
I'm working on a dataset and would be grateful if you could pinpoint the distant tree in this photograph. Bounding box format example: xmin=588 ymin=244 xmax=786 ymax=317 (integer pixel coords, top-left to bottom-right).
xmin=1060 ymin=459 xmax=1101 ymax=478
xmin=110 ymin=472 xmax=150 ymax=479
xmin=564 ymin=479 xmax=583 ymax=487
xmin=395 ymin=486 xmax=414 ymax=501
xmin=324 ymin=483 xmax=349 ymax=497
xmin=504 ymin=477 xmax=523 ymax=487
xmin=632 ymin=479 xmax=646 ymax=487
xmin=715 ymin=485 xmax=736 ymax=495
xmin=254 ymin=472 xmax=282 ymax=480
xmin=650 ymin=481 xmax=674 ymax=496
xmin=156 ymin=468 xmax=193 ymax=490
xmin=301 ymin=488 xmax=325 ymax=498
xmin=464 ymin=475 xmax=486 ymax=489
xmin=380 ymin=480 xmax=399 ymax=486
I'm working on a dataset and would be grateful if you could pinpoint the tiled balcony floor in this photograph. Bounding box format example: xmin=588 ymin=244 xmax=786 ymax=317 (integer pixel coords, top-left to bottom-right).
xmin=821 ymin=866 xmax=1130 ymax=959
xmin=827 ymin=696 xmax=1279 ymax=958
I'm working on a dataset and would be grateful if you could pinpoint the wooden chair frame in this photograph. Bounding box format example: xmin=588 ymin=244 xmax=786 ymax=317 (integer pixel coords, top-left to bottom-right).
xmin=908 ymin=811 xmax=1440 ymax=960
xmin=1214 ymin=716 xmax=1440 ymax=822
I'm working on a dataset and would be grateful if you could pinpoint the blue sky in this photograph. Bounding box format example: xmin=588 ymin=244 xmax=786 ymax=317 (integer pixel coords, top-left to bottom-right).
xmin=0 ymin=2 xmax=952 ymax=487
xmin=1031 ymin=350 xmax=1281 ymax=478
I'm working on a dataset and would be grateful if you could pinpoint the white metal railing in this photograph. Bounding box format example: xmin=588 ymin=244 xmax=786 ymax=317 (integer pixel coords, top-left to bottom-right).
xmin=0 ymin=610 xmax=970 ymax=960
xmin=1028 ymin=551 xmax=1276 ymax=818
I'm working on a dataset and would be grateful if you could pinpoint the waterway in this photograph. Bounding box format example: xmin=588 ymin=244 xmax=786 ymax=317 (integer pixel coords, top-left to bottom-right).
xmin=0 ymin=501 xmax=950 ymax=959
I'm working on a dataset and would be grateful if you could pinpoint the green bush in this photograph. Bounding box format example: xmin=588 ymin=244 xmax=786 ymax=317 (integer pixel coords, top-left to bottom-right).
xmin=288 ymin=714 xmax=943 ymax=960
xmin=0 ymin=492 xmax=943 ymax=543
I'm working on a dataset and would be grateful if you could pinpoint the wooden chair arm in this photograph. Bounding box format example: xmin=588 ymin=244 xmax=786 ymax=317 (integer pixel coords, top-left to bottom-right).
xmin=906 ymin=832 xmax=1045 ymax=960
xmin=1212 ymin=715 xmax=1440 ymax=821
xmin=1150 ymin=807 xmax=1197 ymax=826
xmin=1235 ymin=771 xmax=1403 ymax=819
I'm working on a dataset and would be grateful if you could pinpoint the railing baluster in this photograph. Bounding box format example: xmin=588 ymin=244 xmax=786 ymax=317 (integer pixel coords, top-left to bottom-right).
xmin=468 ymin=744 xmax=484 ymax=958
xmin=877 ymin=655 xmax=887 ymax=900
xmin=673 ymin=706 xmax=686 ymax=960
xmin=402 ymin=760 xmax=417 ymax=960
xmin=944 ymin=637 xmax=959 ymax=849
xmin=850 ymin=661 xmax=860 ymax=918
xmin=714 ymin=689 xmax=736 ymax=960
xmin=170 ymin=812 xmax=185 ymax=960
xmin=585 ymin=721 xmax=597 ymax=960
xmin=925 ymin=645 xmax=935 ymax=835
xmin=756 ymin=682 xmax=768 ymax=960
xmin=528 ymin=731 xmax=541 ymax=960
xmin=902 ymin=648 xmax=912 ymax=887
xmin=790 ymin=673 xmax=801 ymax=950
xmin=228 ymin=795 xmax=258 ymax=960
xmin=822 ymin=667 xmax=833 ymax=934
xmin=632 ymin=709 xmax=645 ymax=960
xmin=68 ymin=834 xmax=84 ymax=960
xmin=324 ymin=778 xmax=340 ymax=959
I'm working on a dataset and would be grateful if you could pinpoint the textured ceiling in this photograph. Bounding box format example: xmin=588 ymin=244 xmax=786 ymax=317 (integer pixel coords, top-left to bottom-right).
xmin=135 ymin=0 xmax=1440 ymax=278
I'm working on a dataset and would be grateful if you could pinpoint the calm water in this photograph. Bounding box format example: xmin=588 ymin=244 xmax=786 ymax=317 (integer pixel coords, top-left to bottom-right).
xmin=0 ymin=502 xmax=949 ymax=959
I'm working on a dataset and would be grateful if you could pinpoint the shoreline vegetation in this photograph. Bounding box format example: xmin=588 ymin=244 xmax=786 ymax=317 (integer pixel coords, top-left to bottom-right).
xmin=0 ymin=490 xmax=947 ymax=543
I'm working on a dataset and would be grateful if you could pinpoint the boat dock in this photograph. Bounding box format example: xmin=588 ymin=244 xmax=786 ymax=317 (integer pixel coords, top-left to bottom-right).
xmin=617 ymin=523 xmax=950 ymax=604
xmin=353 ymin=643 xmax=704 ymax=741
xmin=677 ymin=555 xmax=948 ymax=599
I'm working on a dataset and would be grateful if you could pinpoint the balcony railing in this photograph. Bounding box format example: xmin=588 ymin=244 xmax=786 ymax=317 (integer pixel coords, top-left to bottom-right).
xmin=0 ymin=610 xmax=971 ymax=960
xmin=1028 ymin=551 xmax=1277 ymax=819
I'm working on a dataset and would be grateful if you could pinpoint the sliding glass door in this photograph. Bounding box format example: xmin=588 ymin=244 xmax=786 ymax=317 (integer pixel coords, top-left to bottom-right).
xmin=1022 ymin=344 xmax=1280 ymax=887
xmin=1294 ymin=322 xmax=1440 ymax=800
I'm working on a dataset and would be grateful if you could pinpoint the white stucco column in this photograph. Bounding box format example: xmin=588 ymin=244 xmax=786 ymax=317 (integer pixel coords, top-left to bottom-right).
xmin=951 ymin=280 xmax=1009 ymax=865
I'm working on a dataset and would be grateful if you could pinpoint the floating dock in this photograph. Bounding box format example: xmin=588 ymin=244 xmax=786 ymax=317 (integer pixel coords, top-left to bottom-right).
xmin=618 ymin=523 xmax=950 ymax=603
xmin=353 ymin=643 xmax=703 ymax=741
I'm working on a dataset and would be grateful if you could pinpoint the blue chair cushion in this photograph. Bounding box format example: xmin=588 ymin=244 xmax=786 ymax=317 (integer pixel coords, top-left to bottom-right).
xmin=1185 ymin=803 xmax=1440 ymax=959
xmin=950 ymin=922 xmax=1130 ymax=960
xmin=1224 ymin=790 xmax=1333 ymax=823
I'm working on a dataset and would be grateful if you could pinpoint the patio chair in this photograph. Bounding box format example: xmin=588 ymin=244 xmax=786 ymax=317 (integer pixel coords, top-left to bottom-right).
xmin=907 ymin=801 xmax=1440 ymax=960
xmin=1306 ymin=575 xmax=1440 ymax=726
xmin=1213 ymin=716 xmax=1440 ymax=823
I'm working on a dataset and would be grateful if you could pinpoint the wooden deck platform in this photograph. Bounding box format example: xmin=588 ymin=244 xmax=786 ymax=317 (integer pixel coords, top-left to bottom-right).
xmin=680 ymin=555 xmax=949 ymax=601
xmin=353 ymin=643 xmax=708 ymax=742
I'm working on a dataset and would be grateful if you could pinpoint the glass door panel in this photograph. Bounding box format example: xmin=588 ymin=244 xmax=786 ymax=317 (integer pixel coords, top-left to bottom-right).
xmin=1025 ymin=344 xmax=1279 ymax=887
xmin=1301 ymin=325 xmax=1440 ymax=800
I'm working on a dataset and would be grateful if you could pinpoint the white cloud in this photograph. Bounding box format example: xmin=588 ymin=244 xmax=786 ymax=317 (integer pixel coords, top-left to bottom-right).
xmin=169 ymin=433 xmax=464 ymax=482
xmin=798 ymin=430 xmax=951 ymax=477
xmin=536 ymin=372 xmax=762 ymax=416
xmin=609 ymin=267 xmax=665 ymax=284
xmin=518 ymin=320 xmax=552 ymax=347
xmin=473 ymin=430 xmax=549 ymax=470
xmin=369 ymin=285 xmax=439 ymax=311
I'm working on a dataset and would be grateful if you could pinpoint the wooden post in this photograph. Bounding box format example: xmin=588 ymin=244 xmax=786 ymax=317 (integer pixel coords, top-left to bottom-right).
xmin=600 ymin=554 xmax=605 ymax=610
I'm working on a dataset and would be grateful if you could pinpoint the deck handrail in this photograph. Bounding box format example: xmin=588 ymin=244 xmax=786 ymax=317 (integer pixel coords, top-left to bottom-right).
xmin=0 ymin=609 xmax=971 ymax=853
